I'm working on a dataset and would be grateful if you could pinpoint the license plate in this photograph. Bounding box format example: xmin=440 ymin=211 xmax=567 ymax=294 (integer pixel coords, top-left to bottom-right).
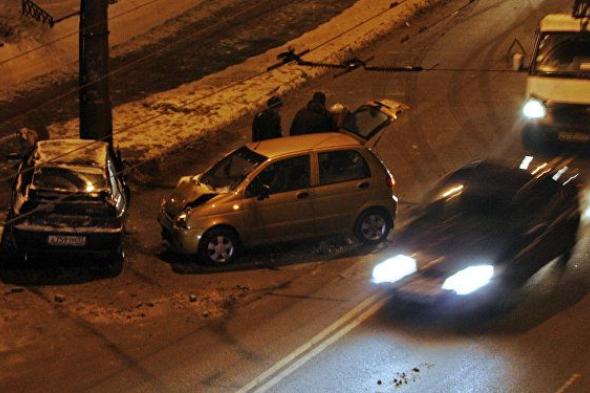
xmin=557 ymin=131 xmax=590 ymax=142
xmin=47 ymin=235 xmax=87 ymax=247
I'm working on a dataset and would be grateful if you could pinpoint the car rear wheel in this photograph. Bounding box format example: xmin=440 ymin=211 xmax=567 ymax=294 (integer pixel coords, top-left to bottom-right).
xmin=1 ymin=226 xmax=21 ymax=266
xmin=354 ymin=209 xmax=392 ymax=245
xmin=198 ymin=228 xmax=239 ymax=265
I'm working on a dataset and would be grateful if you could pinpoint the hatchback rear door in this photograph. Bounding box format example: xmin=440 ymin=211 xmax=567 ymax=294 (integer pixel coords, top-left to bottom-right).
xmin=339 ymin=99 xmax=409 ymax=143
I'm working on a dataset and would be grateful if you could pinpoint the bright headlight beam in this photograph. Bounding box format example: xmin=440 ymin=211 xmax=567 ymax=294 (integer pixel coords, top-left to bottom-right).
xmin=372 ymin=255 xmax=417 ymax=284
xmin=522 ymin=99 xmax=546 ymax=119
xmin=442 ymin=265 xmax=494 ymax=295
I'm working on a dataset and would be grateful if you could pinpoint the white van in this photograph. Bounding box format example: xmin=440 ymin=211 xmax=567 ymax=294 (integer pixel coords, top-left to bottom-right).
xmin=520 ymin=1 xmax=590 ymax=148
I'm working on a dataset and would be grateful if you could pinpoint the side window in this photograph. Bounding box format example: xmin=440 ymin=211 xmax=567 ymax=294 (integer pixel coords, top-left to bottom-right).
xmin=318 ymin=150 xmax=370 ymax=185
xmin=246 ymin=155 xmax=310 ymax=197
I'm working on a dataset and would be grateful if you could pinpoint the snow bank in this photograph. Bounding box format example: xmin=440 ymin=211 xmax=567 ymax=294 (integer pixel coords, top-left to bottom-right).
xmin=47 ymin=0 xmax=442 ymax=166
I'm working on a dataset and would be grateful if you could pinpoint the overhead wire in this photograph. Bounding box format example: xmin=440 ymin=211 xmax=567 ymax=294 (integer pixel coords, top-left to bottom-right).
xmin=0 ymin=0 xmax=410 ymax=186
xmin=0 ymin=0 xmax=503 ymax=225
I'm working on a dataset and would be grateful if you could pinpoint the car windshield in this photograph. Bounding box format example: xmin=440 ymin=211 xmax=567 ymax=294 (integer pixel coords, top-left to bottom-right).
xmin=33 ymin=166 xmax=108 ymax=193
xmin=533 ymin=32 xmax=590 ymax=78
xmin=200 ymin=146 xmax=267 ymax=192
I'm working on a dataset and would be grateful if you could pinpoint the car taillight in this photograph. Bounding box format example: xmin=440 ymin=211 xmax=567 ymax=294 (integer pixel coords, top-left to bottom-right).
xmin=386 ymin=173 xmax=395 ymax=188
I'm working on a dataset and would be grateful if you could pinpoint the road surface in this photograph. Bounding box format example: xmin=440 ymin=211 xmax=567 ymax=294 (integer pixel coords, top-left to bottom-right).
xmin=2 ymin=0 xmax=590 ymax=392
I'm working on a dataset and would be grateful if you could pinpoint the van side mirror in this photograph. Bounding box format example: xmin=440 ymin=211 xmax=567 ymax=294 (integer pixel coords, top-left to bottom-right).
xmin=6 ymin=152 xmax=23 ymax=163
xmin=507 ymin=38 xmax=529 ymax=72
xmin=512 ymin=53 xmax=529 ymax=72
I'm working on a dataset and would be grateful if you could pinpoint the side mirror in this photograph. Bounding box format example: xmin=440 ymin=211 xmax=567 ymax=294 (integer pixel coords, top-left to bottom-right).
xmin=512 ymin=53 xmax=528 ymax=72
xmin=6 ymin=152 xmax=23 ymax=164
xmin=257 ymin=184 xmax=271 ymax=201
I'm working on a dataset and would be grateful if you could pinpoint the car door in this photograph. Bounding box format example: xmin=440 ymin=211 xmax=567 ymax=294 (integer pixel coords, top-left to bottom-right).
xmin=243 ymin=154 xmax=315 ymax=243
xmin=339 ymin=99 xmax=409 ymax=143
xmin=312 ymin=149 xmax=373 ymax=235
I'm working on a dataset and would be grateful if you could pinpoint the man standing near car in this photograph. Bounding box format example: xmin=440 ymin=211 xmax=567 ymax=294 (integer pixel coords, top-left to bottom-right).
xmin=290 ymin=91 xmax=334 ymax=136
xmin=252 ymin=96 xmax=283 ymax=142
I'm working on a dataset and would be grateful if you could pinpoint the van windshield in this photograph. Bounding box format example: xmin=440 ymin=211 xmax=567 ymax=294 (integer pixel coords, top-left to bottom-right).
xmin=200 ymin=147 xmax=267 ymax=192
xmin=533 ymin=32 xmax=590 ymax=78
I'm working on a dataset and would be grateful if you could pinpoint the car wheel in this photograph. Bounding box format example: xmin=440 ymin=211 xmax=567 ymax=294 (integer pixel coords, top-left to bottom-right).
xmin=1 ymin=226 xmax=21 ymax=266
xmin=522 ymin=126 xmax=555 ymax=153
xmin=198 ymin=228 xmax=239 ymax=265
xmin=354 ymin=209 xmax=392 ymax=245
xmin=105 ymin=247 xmax=124 ymax=277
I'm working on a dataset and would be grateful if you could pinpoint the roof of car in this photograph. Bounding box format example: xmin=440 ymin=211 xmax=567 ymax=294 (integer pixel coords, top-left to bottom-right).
xmin=246 ymin=132 xmax=362 ymax=158
xmin=35 ymin=139 xmax=109 ymax=169
xmin=540 ymin=14 xmax=590 ymax=32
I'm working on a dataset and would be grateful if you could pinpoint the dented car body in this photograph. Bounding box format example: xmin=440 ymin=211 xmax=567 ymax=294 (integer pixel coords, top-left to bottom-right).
xmin=159 ymin=100 xmax=407 ymax=265
xmin=2 ymin=139 xmax=129 ymax=262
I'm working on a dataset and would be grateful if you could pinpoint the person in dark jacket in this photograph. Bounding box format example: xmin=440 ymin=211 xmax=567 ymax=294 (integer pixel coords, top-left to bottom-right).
xmin=290 ymin=91 xmax=335 ymax=136
xmin=252 ymin=96 xmax=283 ymax=142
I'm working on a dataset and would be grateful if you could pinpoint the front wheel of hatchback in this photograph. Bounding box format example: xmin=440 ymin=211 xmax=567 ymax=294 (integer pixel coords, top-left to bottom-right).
xmin=198 ymin=228 xmax=239 ymax=265
xmin=354 ymin=209 xmax=392 ymax=245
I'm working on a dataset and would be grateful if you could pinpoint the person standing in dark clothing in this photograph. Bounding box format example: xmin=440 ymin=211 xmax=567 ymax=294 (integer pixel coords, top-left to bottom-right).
xmin=252 ymin=96 xmax=283 ymax=142
xmin=290 ymin=91 xmax=335 ymax=136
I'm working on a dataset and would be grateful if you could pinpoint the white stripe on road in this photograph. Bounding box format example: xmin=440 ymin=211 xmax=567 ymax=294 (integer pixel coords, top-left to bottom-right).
xmin=236 ymin=291 xmax=387 ymax=393
xmin=555 ymin=373 xmax=581 ymax=393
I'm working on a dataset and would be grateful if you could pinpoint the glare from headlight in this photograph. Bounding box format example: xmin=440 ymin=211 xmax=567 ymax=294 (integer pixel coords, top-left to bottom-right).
xmin=442 ymin=265 xmax=494 ymax=295
xmin=522 ymin=99 xmax=546 ymax=119
xmin=372 ymin=255 xmax=417 ymax=284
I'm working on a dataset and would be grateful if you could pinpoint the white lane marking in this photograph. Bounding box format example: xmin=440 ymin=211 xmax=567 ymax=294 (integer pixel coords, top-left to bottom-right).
xmin=236 ymin=291 xmax=387 ymax=393
xmin=555 ymin=373 xmax=581 ymax=393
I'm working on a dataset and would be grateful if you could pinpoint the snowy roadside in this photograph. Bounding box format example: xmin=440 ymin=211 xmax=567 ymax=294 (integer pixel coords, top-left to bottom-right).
xmin=0 ymin=0 xmax=208 ymax=100
xmin=46 ymin=0 xmax=444 ymax=168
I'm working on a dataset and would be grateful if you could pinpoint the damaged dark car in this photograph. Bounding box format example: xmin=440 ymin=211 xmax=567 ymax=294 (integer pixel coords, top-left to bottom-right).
xmin=1 ymin=139 xmax=130 ymax=270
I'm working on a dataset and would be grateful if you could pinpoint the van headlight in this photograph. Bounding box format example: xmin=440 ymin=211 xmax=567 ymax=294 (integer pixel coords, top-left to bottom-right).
xmin=522 ymin=98 xmax=546 ymax=119
xmin=442 ymin=265 xmax=494 ymax=295
xmin=175 ymin=211 xmax=191 ymax=230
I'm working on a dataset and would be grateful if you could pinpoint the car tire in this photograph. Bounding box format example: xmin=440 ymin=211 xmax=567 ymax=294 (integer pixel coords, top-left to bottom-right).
xmin=1 ymin=226 xmax=21 ymax=266
xmin=198 ymin=227 xmax=239 ymax=265
xmin=522 ymin=125 xmax=555 ymax=153
xmin=105 ymin=247 xmax=124 ymax=277
xmin=354 ymin=208 xmax=392 ymax=245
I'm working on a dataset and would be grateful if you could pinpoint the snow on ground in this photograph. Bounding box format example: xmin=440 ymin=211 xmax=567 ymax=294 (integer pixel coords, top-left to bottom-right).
xmin=0 ymin=0 xmax=208 ymax=101
xmin=46 ymin=0 xmax=442 ymax=166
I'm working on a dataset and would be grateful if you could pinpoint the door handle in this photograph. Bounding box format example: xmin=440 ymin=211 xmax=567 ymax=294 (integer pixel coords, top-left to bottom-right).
xmin=296 ymin=191 xmax=310 ymax=199
xmin=357 ymin=181 xmax=370 ymax=190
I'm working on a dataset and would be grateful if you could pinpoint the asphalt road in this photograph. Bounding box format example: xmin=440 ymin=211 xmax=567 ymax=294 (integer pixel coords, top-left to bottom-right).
xmin=2 ymin=0 xmax=590 ymax=392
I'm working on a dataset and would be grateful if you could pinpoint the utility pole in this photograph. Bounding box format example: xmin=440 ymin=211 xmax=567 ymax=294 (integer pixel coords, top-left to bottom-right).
xmin=79 ymin=0 xmax=113 ymax=144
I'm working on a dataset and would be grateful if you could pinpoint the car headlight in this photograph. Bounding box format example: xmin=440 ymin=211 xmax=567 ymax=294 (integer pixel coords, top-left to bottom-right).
xmin=372 ymin=255 xmax=417 ymax=284
xmin=175 ymin=211 xmax=191 ymax=230
xmin=442 ymin=265 xmax=494 ymax=295
xmin=522 ymin=98 xmax=546 ymax=119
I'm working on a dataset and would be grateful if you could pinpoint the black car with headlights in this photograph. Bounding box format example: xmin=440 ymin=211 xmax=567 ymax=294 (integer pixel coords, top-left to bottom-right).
xmin=1 ymin=139 xmax=130 ymax=268
xmin=372 ymin=159 xmax=580 ymax=305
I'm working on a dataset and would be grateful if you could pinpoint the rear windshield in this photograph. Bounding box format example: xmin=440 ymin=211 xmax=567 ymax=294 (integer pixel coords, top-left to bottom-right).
xmin=33 ymin=167 xmax=108 ymax=193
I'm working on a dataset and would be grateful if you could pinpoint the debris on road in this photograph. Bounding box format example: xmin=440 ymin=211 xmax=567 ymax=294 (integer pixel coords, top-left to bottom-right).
xmin=54 ymin=294 xmax=65 ymax=303
xmin=5 ymin=287 xmax=24 ymax=295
